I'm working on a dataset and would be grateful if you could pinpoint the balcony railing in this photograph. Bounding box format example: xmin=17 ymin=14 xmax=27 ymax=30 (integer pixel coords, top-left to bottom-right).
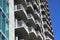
xmin=45 ymin=28 xmax=54 ymax=38
xmin=35 ymin=20 xmax=41 ymax=26
xmin=28 ymin=27 xmax=37 ymax=36
xmin=36 ymin=31 xmax=43 ymax=40
xmin=33 ymin=1 xmax=40 ymax=12
xmin=15 ymin=20 xmax=29 ymax=32
xmin=14 ymin=4 xmax=26 ymax=12
xmin=34 ymin=10 xmax=40 ymax=18
xmin=27 ymin=14 xmax=35 ymax=23
xmin=27 ymin=2 xmax=34 ymax=14
xmin=43 ymin=21 xmax=51 ymax=31
xmin=15 ymin=20 xmax=26 ymax=28
xmin=14 ymin=4 xmax=28 ymax=20
xmin=20 ymin=39 xmax=25 ymax=40
xmin=46 ymin=36 xmax=52 ymax=40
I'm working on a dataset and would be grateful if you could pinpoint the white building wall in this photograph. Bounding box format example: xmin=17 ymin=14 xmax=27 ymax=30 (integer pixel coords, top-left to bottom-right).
xmin=9 ymin=0 xmax=15 ymax=40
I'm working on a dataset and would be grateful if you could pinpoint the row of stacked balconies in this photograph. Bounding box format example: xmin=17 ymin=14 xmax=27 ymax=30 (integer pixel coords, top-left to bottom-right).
xmin=14 ymin=0 xmax=43 ymax=40
xmin=14 ymin=0 xmax=54 ymax=40
xmin=40 ymin=0 xmax=54 ymax=40
xmin=15 ymin=20 xmax=43 ymax=40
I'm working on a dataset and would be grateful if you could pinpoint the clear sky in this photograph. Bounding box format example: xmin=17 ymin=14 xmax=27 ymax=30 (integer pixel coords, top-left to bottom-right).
xmin=48 ymin=0 xmax=60 ymax=40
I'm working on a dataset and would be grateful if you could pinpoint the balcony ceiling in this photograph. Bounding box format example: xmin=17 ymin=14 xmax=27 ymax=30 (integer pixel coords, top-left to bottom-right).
xmin=27 ymin=19 xmax=36 ymax=29
xmin=15 ymin=27 xmax=29 ymax=40
xmin=14 ymin=0 xmax=27 ymax=8
xmin=37 ymin=36 xmax=42 ymax=40
xmin=29 ymin=33 xmax=37 ymax=40
xmin=15 ymin=10 xmax=27 ymax=20
xmin=27 ymin=6 xmax=34 ymax=14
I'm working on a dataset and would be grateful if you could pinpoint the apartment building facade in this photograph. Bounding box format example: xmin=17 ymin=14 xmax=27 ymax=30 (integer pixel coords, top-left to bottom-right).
xmin=0 ymin=0 xmax=54 ymax=40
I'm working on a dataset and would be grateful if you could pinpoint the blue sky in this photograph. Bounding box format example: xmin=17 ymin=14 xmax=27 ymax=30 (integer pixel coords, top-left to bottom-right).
xmin=48 ymin=0 xmax=60 ymax=40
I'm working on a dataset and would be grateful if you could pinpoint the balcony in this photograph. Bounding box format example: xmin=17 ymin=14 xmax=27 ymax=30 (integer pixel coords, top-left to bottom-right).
xmin=14 ymin=0 xmax=27 ymax=8
xmin=34 ymin=10 xmax=40 ymax=20
xmin=42 ymin=16 xmax=52 ymax=30
xmin=15 ymin=36 xmax=25 ymax=40
xmin=35 ymin=20 xmax=41 ymax=27
xmin=44 ymin=1 xmax=48 ymax=6
xmin=41 ymin=5 xmax=45 ymax=9
xmin=27 ymin=14 xmax=36 ymax=29
xmin=46 ymin=36 xmax=52 ymax=40
xmin=15 ymin=20 xmax=29 ymax=40
xmin=42 ymin=15 xmax=46 ymax=19
xmin=45 ymin=28 xmax=54 ymax=39
xmin=14 ymin=4 xmax=27 ymax=20
xmin=41 ymin=8 xmax=45 ymax=12
xmin=28 ymin=27 xmax=37 ymax=40
xmin=33 ymin=1 xmax=39 ymax=13
xmin=43 ymin=21 xmax=51 ymax=31
xmin=26 ymin=2 xmax=34 ymax=14
xmin=35 ymin=0 xmax=40 ymax=5
xmin=36 ymin=31 xmax=43 ymax=40
xmin=35 ymin=20 xmax=42 ymax=32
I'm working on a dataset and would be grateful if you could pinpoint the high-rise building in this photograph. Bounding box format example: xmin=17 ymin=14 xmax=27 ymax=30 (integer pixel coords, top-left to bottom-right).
xmin=0 ymin=0 xmax=54 ymax=40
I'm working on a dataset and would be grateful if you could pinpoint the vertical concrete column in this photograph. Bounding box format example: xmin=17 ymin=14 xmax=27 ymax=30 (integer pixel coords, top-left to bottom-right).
xmin=9 ymin=0 xmax=15 ymax=40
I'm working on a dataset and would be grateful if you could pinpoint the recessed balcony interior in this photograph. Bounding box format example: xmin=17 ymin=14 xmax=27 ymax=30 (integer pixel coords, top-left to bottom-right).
xmin=26 ymin=2 xmax=34 ymax=14
xmin=40 ymin=0 xmax=46 ymax=3
xmin=35 ymin=24 xmax=41 ymax=33
xmin=15 ymin=11 xmax=27 ymax=20
xmin=33 ymin=10 xmax=40 ymax=21
xmin=36 ymin=31 xmax=42 ymax=40
xmin=37 ymin=36 xmax=42 ymax=40
xmin=41 ymin=5 xmax=44 ymax=9
xmin=26 ymin=14 xmax=36 ymax=29
xmin=45 ymin=32 xmax=54 ymax=40
xmin=15 ymin=28 xmax=29 ymax=40
xmin=26 ymin=0 xmax=34 ymax=3
xmin=33 ymin=4 xmax=39 ymax=13
xmin=41 ymin=11 xmax=45 ymax=15
xmin=42 ymin=18 xmax=46 ymax=21
xmin=44 ymin=25 xmax=53 ymax=35
xmin=43 ymin=21 xmax=52 ymax=31
xmin=28 ymin=27 xmax=37 ymax=40
xmin=29 ymin=33 xmax=37 ymax=40
xmin=14 ymin=0 xmax=27 ymax=8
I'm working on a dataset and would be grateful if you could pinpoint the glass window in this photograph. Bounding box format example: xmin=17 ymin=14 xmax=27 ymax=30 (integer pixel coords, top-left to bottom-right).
xmin=0 ymin=33 xmax=2 ymax=40
xmin=2 ymin=13 xmax=5 ymax=34
xmin=2 ymin=35 xmax=5 ymax=40
xmin=0 ymin=11 xmax=2 ymax=29
xmin=5 ymin=18 xmax=9 ymax=39
xmin=0 ymin=0 xmax=9 ymax=17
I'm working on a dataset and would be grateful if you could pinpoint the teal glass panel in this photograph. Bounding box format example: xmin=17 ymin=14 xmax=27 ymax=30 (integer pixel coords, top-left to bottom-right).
xmin=0 ymin=11 xmax=2 ymax=29
xmin=0 ymin=0 xmax=9 ymax=17
xmin=0 ymin=0 xmax=2 ymax=7
xmin=0 ymin=33 xmax=2 ymax=40
xmin=6 ymin=3 xmax=9 ymax=17
xmin=2 ymin=14 xmax=5 ymax=33
xmin=5 ymin=18 xmax=9 ymax=39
